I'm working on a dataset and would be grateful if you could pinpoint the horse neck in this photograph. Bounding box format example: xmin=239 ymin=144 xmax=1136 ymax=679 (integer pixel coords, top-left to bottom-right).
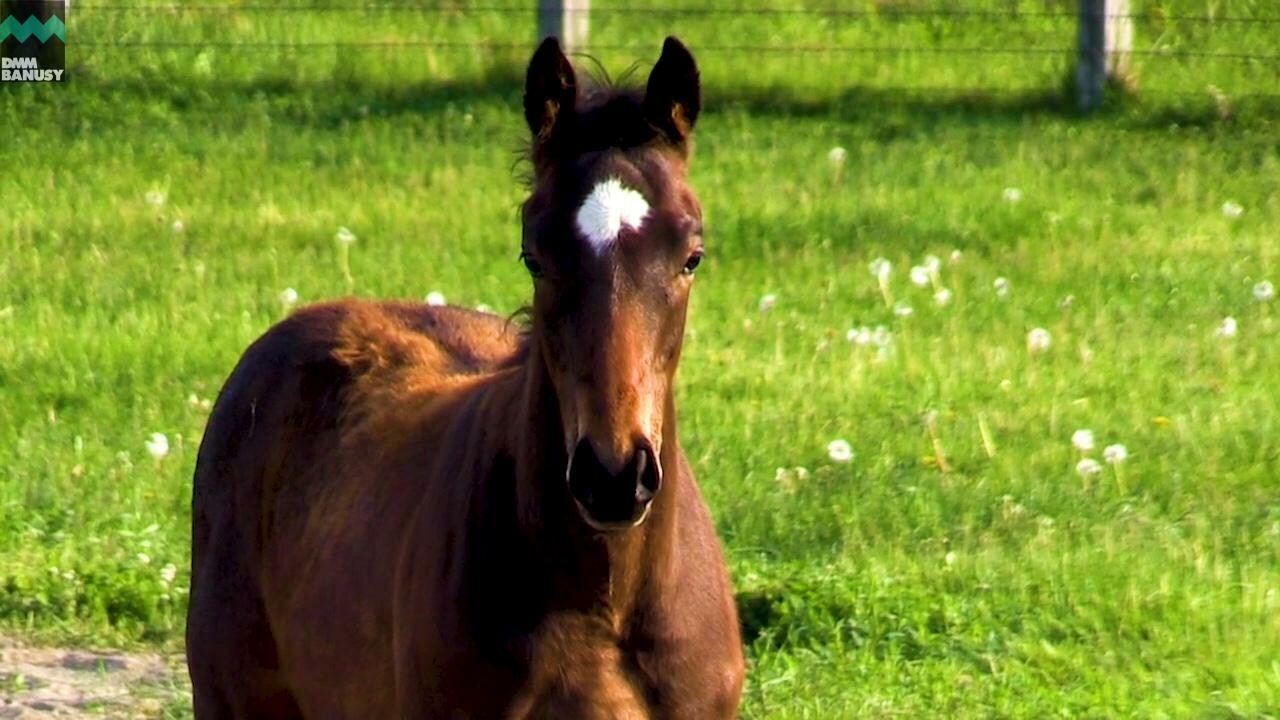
xmin=502 ymin=347 xmax=680 ymax=615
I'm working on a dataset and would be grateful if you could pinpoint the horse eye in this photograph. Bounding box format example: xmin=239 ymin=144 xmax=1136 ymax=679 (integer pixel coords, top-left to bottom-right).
xmin=682 ymin=250 xmax=703 ymax=275
xmin=520 ymin=251 xmax=544 ymax=278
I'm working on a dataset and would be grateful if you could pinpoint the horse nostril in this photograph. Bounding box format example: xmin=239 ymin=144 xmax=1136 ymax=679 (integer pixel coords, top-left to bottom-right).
xmin=633 ymin=443 xmax=661 ymax=502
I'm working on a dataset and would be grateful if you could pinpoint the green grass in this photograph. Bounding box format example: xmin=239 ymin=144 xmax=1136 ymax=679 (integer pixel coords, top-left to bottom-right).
xmin=3 ymin=1 xmax=1280 ymax=716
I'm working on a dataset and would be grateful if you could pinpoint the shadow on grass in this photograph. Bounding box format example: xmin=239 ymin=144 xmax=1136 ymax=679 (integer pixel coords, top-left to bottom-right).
xmin=11 ymin=64 xmax=1275 ymax=135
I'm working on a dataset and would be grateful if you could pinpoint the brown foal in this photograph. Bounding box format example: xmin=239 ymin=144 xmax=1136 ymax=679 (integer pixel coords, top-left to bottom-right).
xmin=186 ymin=36 xmax=743 ymax=719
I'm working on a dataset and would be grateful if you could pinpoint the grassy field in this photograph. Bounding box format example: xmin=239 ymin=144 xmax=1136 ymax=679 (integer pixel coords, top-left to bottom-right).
xmin=3 ymin=0 xmax=1280 ymax=716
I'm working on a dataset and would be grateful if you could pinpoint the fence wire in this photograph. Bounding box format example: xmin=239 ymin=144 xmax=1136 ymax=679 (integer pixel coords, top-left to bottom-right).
xmin=70 ymin=5 xmax=1280 ymax=24
xmin=54 ymin=3 xmax=1280 ymax=101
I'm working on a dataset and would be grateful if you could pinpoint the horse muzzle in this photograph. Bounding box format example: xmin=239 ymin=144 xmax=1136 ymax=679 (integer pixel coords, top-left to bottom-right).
xmin=566 ymin=438 xmax=662 ymax=530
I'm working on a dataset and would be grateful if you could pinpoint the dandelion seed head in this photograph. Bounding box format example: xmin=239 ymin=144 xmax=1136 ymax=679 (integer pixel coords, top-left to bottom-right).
xmin=869 ymin=257 xmax=892 ymax=282
xmin=171 ymin=220 xmax=185 ymax=234
xmin=137 ymin=553 xmax=152 ymax=565
xmin=758 ymin=293 xmax=777 ymax=313
xmin=279 ymin=287 xmax=299 ymax=308
xmin=1104 ymin=444 xmax=1128 ymax=464
xmin=827 ymin=146 xmax=847 ymax=165
xmin=1002 ymin=187 xmax=1023 ymax=203
xmin=923 ymin=254 xmax=942 ymax=274
xmin=1027 ymin=327 xmax=1052 ymax=353
xmin=909 ymin=265 xmax=930 ymax=287
xmin=160 ymin=563 xmax=178 ymax=585
xmin=1253 ymin=280 xmax=1275 ymax=302
xmin=145 ymin=433 xmax=169 ymax=460
xmin=1076 ymin=458 xmax=1103 ymax=477
xmin=893 ymin=301 xmax=914 ymax=317
xmin=827 ymin=439 xmax=854 ymax=464
xmin=335 ymin=227 xmax=357 ymax=246
xmin=1216 ymin=316 xmax=1238 ymax=339
xmin=426 ymin=291 xmax=447 ymax=307
xmin=145 ymin=190 xmax=166 ymax=207
xmin=1222 ymin=201 xmax=1244 ymax=218
xmin=1071 ymin=429 xmax=1095 ymax=452
xmin=871 ymin=325 xmax=892 ymax=348
xmin=994 ymin=277 xmax=1010 ymax=298
xmin=934 ymin=288 xmax=952 ymax=307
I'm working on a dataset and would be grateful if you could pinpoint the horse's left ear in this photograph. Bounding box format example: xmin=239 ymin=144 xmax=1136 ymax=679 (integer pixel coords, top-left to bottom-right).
xmin=644 ymin=36 xmax=700 ymax=145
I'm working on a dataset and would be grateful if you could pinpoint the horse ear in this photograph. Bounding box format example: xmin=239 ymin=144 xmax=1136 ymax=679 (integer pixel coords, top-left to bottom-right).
xmin=524 ymin=37 xmax=577 ymax=147
xmin=644 ymin=36 xmax=700 ymax=145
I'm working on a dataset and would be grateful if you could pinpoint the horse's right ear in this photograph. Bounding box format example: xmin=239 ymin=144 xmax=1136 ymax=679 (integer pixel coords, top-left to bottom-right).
xmin=524 ymin=37 xmax=577 ymax=149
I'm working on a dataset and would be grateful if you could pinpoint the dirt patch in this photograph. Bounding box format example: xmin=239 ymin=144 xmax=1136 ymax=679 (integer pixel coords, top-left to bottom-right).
xmin=0 ymin=638 xmax=189 ymax=718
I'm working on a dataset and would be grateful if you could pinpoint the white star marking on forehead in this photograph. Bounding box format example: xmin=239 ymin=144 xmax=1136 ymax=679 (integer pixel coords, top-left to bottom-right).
xmin=574 ymin=177 xmax=650 ymax=252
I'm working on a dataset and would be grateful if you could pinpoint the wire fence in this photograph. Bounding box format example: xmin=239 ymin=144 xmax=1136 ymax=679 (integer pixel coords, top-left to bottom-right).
xmin=67 ymin=4 xmax=1280 ymax=22
xmin=58 ymin=3 xmax=1280 ymax=102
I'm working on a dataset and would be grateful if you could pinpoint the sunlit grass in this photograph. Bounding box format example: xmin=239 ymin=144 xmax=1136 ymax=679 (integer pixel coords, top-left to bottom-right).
xmin=3 ymin=2 xmax=1280 ymax=717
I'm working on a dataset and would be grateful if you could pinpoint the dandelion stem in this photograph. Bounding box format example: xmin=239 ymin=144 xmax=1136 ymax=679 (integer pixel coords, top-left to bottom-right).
xmin=878 ymin=276 xmax=893 ymax=309
xmin=1113 ymin=465 xmax=1127 ymax=495
xmin=339 ymin=242 xmax=354 ymax=292
xmin=925 ymin=413 xmax=951 ymax=473
xmin=978 ymin=413 xmax=997 ymax=458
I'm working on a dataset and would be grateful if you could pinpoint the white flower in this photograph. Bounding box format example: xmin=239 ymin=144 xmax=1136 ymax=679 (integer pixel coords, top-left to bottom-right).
xmin=923 ymin=254 xmax=942 ymax=274
xmin=335 ymin=227 xmax=357 ymax=245
xmin=758 ymin=293 xmax=777 ymax=313
xmin=949 ymin=249 xmax=962 ymax=264
xmin=893 ymin=301 xmax=913 ymax=317
xmin=1222 ymin=201 xmax=1244 ymax=218
xmin=137 ymin=553 xmax=152 ymax=565
xmin=1216 ymin=316 xmax=1238 ymax=339
xmin=994 ymin=277 xmax=1010 ymax=298
xmin=909 ymin=265 xmax=930 ymax=287
xmin=160 ymin=563 xmax=178 ymax=585
xmin=1076 ymin=458 xmax=1102 ymax=477
xmin=425 ymin=291 xmax=447 ymax=307
xmin=279 ymin=287 xmax=299 ymax=308
xmin=827 ymin=146 xmax=847 ymax=165
xmin=1253 ymin=280 xmax=1275 ymax=302
xmin=171 ymin=220 xmax=185 ymax=234
xmin=1071 ymin=429 xmax=1095 ymax=452
xmin=1027 ymin=327 xmax=1052 ymax=353
xmin=795 ymin=467 xmax=809 ymax=481
xmin=145 ymin=433 xmax=169 ymax=460
xmin=475 ymin=303 xmax=493 ymax=313
xmin=1002 ymin=187 xmax=1023 ymax=203
xmin=145 ymin=190 xmax=166 ymax=207
xmin=827 ymin=439 xmax=854 ymax=464
xmin=871 ymin=325 xmax=892 ymax=348
xmin=1103 ymin=444 xmax=1128 ymax=464
xmin=944 ymin=551 xmax=958 ymax=567
xmin=868 ymin=257 xmax=892 ymax=282
xmin=846 ymin=326 xmax=872 ymax=346
xmin=933 ymin=288 xmax=952 ymax=306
